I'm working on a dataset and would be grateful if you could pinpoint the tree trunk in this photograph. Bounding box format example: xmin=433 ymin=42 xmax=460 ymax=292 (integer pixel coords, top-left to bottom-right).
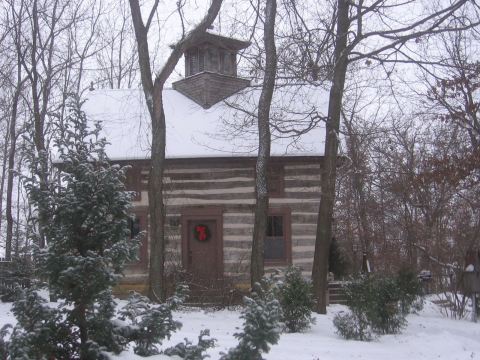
xmin=129 ymin=0 xmax=223 ymax=301
xmin=30 ymin=0 xmax=49 ymax=249
xmin=312 ymin=0 xmax=350 ymax=314
xmin=15 ymin=166 xmax=22 ymax=257
xmin=148 ymin=90 xmax=167 ymax=301
xmin=6 ymin=58 xmax=23 ymax=260
xmin=75 ymin=302 xmax=88 ymax=360
xmin=0 ymin=116 xmax=11 ymax=242
xmin=5 ymin=88 xmax=20 ymax=261
xmin=250 ymin=0 xmax=277 ymax=288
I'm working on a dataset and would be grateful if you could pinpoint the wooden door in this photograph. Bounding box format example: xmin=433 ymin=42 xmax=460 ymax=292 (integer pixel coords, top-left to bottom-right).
xmin=186 ymin=219 xmax=219 ymax=281
xmin=182 ymin=207 xmax=223 ymax=284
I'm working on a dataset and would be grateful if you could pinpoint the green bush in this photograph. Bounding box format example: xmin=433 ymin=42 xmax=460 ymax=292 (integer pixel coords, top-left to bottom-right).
xmin=118 ymin=284 xmax=188 ymax=356
xmin=220 ymin=274 xmax=283 ymax=360
xmin=278 ymin=267 xmax=315 ymax=333
xmin=333 ymin=272 xmax=423 ymax=340
xmin=396 ymin=268 xmax=423 ymax=315
xmin=333 ymin=311 xmax=372 ymax=341
xmin=164 ymin=329 xmax=216 ymax=359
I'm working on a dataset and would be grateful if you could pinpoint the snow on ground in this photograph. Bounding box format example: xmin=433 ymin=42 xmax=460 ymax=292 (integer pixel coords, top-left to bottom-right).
xmin=1 ymin=299 xmax=479 ymax=359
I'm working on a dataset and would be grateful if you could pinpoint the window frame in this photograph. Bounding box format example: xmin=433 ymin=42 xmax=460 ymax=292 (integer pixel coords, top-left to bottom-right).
xmin=264 ymin=207 xmax=292 ymax=266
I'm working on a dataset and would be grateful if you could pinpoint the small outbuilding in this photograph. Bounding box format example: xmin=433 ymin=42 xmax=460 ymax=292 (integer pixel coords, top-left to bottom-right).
xmin=84 ymin=32 xmax=328 ymax=296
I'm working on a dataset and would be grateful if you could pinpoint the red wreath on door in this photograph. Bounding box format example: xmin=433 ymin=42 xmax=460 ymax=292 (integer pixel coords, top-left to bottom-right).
xmin=193 ymin=224 xmax=210 ymax=241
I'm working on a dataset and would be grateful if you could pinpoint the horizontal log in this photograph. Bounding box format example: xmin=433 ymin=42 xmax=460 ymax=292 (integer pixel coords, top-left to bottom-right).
xmin=167 ymin=187 xmax=255 ymax=196
xmin=224 ymin=227 xmax=254 ymax=236
xmin=221 ymin=240 xmax=252 ymax=249
xmin=292 ymin=237 xmax=316 ymax=247
xmin=166 ymin=204 xmax=256 ymax=214
xmin=163 ymin=202 xmax=319 ymax=214
xmin=290 ymin=226 xmax=317 ymax=236
xmin=292 ymin=213 xmax=318 ymax=223
xmin=292 ymin=252 xmax=315 ymax=260
xmin=285 ymin=186 xmax=321 ymax=193
xmin=167 ymin=178 xmax=255 ymax=191
xmin=164 ymin=197 xmax=320 ymax=206
xmin=166 ymin=165 xmax=252 ymax=173
xmin=284 ymin=164 xmax=321 ymax=170
xmin=284 ymin=167 xmax=321 ymax=177
xmin=165 ymin=192 xmax=320 ymax=201
xmin=167 ymin=169 xmax=254 ymax=181
xmin=284 ymin=179 xmax=321 ymax=188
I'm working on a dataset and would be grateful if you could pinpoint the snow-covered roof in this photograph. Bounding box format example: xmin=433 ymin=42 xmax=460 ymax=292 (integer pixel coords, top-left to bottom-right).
xmin=82 ymin=85 xmax=327 ymax=161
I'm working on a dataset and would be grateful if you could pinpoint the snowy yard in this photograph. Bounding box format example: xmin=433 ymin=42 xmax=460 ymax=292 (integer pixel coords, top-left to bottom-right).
xmin=1 ymin=298 xmax=479 ymax=360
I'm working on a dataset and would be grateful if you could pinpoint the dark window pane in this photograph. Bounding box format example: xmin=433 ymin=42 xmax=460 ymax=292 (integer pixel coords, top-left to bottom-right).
xmin=265 ymin=215 xmax=285 ymax=261
xmin=224 ymin=52 xmax=232 ymax=74
xmin=127 ymin=215 xmax=142 ymax=264
xmin=265 ymin=236 xmax=285 ymax=260
xmin=199 ymin=49 xmax=205 ymax=72
xmin=188 ymin=49 xmax=199 ymax=75
xmin=273 ymin=216 xmax=283 ymax=236
xmin=267 ymin=215 xmax=283 ymax=236
xmin=209 ymin=49 xmax=218 ymax=71
xmin=231 ymin=53 xmax=237 ymax=75
xmin=219 ymin=50 xmax=225 ymax=73
xmin=129 ymin=216 xmax=141 ymax=239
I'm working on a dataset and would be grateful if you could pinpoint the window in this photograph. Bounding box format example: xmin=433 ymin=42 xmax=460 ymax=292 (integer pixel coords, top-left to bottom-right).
xmin=198 ymin=49 xmax=205 ymax=72
xmin=208 ymin=48 xmax=219 ymax=72
xmin=218 ymin=50 xmax=232 ymax=75
xmin=264 ymin=209 xmax=291 ymax=265
xmin=129 ymin=215 xmax=141 ymax=239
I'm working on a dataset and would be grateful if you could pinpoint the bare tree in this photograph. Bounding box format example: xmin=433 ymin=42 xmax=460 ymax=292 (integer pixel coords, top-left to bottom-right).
xmin=96 ymin=0 xmax=139 ymax=89
xmin=129 ymin=0 xmax=223 ymax=301
xmin=250 ymin=0 xmax=277 ymax=288
xmin=308 ymin=0 xmax=478 ymax=313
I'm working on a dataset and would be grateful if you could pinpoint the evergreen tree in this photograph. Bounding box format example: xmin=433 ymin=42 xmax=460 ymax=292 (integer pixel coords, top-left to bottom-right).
xmin=278 ymin=267 xmax=315 ymax=333
xmin=12 ymin=95 xmax=138 ymax=359
xmin=220 ymin=274 xmax=283 ymax=360
xmin=118 ymin=285 xmax=188 ymax=356
xmin=163 ymin=329 xmax=216 ymax=359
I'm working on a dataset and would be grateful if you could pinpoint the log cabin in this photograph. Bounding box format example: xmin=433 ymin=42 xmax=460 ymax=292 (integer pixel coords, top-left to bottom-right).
xmin=83 ymin=33 xmax=327 ymax=299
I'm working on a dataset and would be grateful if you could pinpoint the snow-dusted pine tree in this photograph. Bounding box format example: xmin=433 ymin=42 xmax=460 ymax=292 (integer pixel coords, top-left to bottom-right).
xmin=220 ymin=274 xmax=283 ymax=360
xmin=12 ymin=95 xmax=138 ymax=359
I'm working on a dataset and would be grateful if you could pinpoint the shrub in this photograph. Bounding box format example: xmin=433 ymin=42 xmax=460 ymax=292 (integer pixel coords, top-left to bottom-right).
xmin=9 ymin=288 xmax=80 ymax=359
xmin=220 ymin=274 xmax=283 ymax=360
xmin=396 ymin=268 xmax=423 ymax=315
xmin=0 ymin=324 xmax=11 ymax=359
xmin=333 ymin=272 xmax=423 ymax=340
xmin=355 ymin=275 xmax=406 ymax=334
xmin=118 ymin=284 xmax=188 ymax=356
xmin=333 ymin=311 xmax=372 ymax=341
xmin=164 ymin=329 xmax=216 ymax=359
xmin=278 ymin=267 xmax=315 ymax=332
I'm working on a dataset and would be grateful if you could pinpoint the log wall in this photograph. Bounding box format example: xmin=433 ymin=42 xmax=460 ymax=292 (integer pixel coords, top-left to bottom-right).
xmin=118 ymin=157 xmax=322 ymax=294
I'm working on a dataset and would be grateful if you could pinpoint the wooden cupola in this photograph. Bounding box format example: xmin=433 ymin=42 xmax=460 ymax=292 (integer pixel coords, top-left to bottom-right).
xmin=172 ymin=32 xmax=250 ymax=109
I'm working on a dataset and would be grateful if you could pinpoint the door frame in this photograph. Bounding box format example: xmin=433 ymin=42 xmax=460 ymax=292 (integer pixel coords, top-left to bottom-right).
xmin=181 ymin=206 xmax=224 ymax=279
